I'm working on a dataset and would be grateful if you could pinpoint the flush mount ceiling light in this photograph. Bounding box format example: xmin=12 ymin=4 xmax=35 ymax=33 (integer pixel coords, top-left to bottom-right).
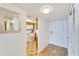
xmin=40 ymin=5 xmax=53 ymax=14
xmin=43 ymin=7 xmax=50 ymax=14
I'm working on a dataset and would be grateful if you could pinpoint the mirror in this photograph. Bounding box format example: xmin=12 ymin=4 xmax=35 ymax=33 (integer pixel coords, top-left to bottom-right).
xmin=0 ymin=7 xmax=20 ymax=33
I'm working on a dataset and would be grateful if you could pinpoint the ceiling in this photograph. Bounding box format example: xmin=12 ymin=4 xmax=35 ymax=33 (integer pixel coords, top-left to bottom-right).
xmin=13 ymin=3 xmax=72 ymax=21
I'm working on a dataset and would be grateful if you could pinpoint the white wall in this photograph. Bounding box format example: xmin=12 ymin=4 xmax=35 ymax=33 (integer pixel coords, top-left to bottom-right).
xmin=0 ymin=4 xmax=27 ymax=56
xmin=63 ymin=19 xmax=68 ymax=48
xmin=49 ymin=19 xmax=68 ymax=48
xmin=38 ymin=18 xmax=49 ymax=52
xmin=75 ymin=3 xmax=79 ymax=56
xmin=68 ymin=4 xmax=79 ymax=56
xmin=0 ymin=4 xmax=49 ymax=55
xmin=73 ymin=3 xmax=79 ymax=56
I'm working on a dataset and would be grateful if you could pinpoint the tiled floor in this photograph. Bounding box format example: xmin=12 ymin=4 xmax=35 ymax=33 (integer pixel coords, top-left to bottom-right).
xmin=38 ymin=44 xmax=68 ymax=56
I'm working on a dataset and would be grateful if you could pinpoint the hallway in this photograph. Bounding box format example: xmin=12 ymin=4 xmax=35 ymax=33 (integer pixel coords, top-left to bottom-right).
xmin=0 ymin=3 xmax=79 ymax=56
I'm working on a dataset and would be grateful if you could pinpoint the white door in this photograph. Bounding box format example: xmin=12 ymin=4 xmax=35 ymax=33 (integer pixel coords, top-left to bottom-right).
xmin=49 ymin=22 xmax=54 ymax=44
xmin=49 ymin=20 xmax=65 ymax=47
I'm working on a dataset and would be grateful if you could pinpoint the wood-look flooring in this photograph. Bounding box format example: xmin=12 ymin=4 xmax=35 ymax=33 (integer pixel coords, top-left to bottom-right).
xmin=27 ymin=44 xmax=68 ymax=56
xmin=38 ymin=44 xmax=68 ymax=56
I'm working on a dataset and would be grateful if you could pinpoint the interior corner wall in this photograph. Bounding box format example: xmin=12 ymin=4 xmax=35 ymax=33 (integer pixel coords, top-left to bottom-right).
xmin=38 ymin=18 xmax=49 ymax=53
xmin=74 ymin=3 xmax=79 ymax=56
xmin=0 ymin=4 xmax=27 ymax=56
xmin=48 ymin=19 xmax=68 ymax=48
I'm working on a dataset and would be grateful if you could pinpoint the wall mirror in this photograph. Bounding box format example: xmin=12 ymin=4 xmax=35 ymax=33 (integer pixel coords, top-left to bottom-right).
xmin=0 ymin=7 xmax=20 ymax=33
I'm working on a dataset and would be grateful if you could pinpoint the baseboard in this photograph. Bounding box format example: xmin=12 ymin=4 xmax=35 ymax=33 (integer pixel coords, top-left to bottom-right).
xmin=48 ymin=42 xmax=68 ymax=49
xmin=38 ymin=43 xmax=48 ymax=53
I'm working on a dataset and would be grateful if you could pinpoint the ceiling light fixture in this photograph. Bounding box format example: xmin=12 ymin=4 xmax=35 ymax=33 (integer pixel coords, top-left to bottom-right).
xmin=42 ymin=7 xmax=50 ymax=14
xmin=40 ymin=5 xmax=53 ymax=14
